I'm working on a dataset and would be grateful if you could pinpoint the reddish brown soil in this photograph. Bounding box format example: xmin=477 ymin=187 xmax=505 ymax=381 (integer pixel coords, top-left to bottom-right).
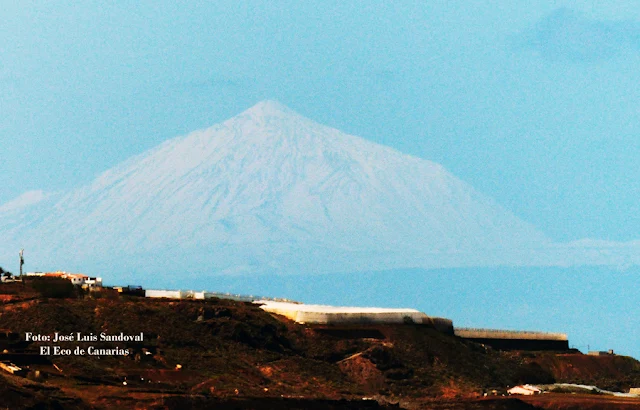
xmin=525 ymin=353 xmax=640 ymax=391
xmin=338 ymin=353 xmax=386 ymax=391
xmin=524 ymin=393 xmax=640 ymax=410
xmin=0 ymin=289 xmax=639 ymax=409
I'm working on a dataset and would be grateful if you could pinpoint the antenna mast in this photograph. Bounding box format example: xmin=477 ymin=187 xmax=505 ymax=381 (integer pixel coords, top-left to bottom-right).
xmin=19 ymin=249 xmax=24 ymax=279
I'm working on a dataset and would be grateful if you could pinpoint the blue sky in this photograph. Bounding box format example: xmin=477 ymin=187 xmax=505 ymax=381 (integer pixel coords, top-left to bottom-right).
xmin=2 ymin=1 xmax=640 ymax=242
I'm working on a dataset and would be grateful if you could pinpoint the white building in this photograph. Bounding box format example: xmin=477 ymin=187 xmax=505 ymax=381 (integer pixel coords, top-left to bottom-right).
xmin=507 ymin=385 xmax=541 ymax=395
xmin=82 ymin=276 xmax=103 ymax=289
xmin=254 ymin=300 xmax=450 ymax=326
xmin=145 ymin=289 xmax=226 ymax=300
xmin=25 ymin=271 xmax=102 ymax=289
xmin=0 ymin=273 xmax=17 ymax=283
xmin=145 ymin=289 xmax=188 ymax=299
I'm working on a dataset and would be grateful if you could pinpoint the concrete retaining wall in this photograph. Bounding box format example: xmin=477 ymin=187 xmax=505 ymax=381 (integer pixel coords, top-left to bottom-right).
xmin=455 ymin=328 xmax=567 ymax=341
xmin=455 ymin=327 xmax=569 ymax=351
xmin=292 ymin=310 xmax=429 ymax=325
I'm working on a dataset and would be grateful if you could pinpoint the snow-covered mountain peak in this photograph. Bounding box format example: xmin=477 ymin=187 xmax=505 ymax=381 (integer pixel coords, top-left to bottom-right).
xmin=216 ymin=100 xmax=404 ymax=164
xmin=0 ymin=100 xmax=561 ymax=276
xmin=223 ymin=100 xmax=319 ymax=135
xmin=243 ymin=99 xmax=295 ymax=117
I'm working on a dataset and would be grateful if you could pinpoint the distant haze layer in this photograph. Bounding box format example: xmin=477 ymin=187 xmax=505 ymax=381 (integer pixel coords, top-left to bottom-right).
xmin=0 ymin=101 xmax=639 ymax=279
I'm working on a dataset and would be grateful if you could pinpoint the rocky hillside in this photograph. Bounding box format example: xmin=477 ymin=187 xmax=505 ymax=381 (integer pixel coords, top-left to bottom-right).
xmin=1 ymin=288 xmax=640 ymax=409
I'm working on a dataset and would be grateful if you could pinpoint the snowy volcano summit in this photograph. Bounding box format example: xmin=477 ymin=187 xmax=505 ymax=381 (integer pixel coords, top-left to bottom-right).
xmin=1 ymin=101 xmax=552 ymax=278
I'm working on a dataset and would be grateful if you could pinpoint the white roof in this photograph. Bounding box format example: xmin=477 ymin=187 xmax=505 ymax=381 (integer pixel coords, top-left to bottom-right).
xmin=253 ymin=300 xmax=429 ymax=325
xmin=508 ymin=385 xmax=541 ymax=393
xmin=254 ymin=300 xmax=420 ymax=314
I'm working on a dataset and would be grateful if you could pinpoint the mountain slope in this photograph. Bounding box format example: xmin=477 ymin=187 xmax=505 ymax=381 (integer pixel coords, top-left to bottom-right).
xmin=0 ymin=101 xmax=549 ymax=278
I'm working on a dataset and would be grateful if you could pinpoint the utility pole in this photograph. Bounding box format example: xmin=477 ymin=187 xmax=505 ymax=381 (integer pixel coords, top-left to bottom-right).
xmin=19 ymin=249 xmax=24 ymax=279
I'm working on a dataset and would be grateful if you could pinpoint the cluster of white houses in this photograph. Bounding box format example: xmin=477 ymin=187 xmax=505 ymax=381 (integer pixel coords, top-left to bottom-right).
xmin=23 ymin=271 xmax=103 ymax=290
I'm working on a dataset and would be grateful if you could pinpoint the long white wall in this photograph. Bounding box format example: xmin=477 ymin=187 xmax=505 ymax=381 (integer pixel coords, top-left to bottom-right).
xmin=254 ymin=300 xmax=451 ymax=327
xmin=455 ymin=327 xmax=567 ymax=341
xmin=145 ymin=289 xmax=186 ymax=299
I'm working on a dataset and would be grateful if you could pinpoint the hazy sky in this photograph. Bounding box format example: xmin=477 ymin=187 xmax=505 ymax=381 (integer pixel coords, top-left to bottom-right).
xmin=2 ymin=1 xmax=640 ymax=242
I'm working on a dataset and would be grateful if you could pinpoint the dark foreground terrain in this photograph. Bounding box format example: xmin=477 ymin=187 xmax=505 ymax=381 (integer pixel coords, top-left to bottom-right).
xmin=1 ymin=282 xmax=640 ymax=409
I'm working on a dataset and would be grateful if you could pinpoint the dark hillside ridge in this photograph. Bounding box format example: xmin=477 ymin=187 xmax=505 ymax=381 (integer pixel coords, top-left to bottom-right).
xmin=457 ymin=337 xmax=569 ymax=351
xmin=0 ymin=289 xmax=638 ymax=409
